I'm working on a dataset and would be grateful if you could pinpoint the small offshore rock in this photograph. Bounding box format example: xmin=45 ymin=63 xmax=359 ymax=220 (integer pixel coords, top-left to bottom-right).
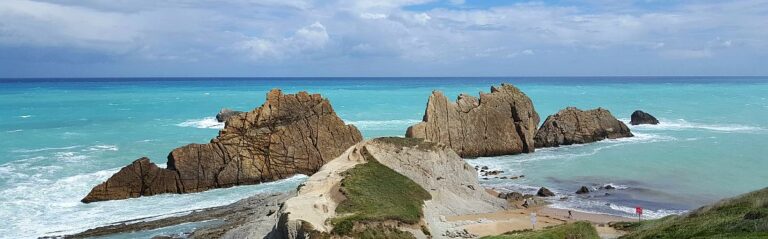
xmin=537 ymin=187 xmax=556 ymax=197
xmin=576 ymin=186 xmax=591 ymax=194
xmin=630 ymin=110 xmax=660 ymax=125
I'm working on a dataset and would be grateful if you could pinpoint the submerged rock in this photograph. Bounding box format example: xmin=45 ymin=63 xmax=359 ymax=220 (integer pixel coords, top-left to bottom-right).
xmin=215 ymin=108 xmax=244 ymax=122
xmin=630 ymin=110 xmax=660 ymax=125
xmin=406 ymin=83 xmax=540 ymax=158
xmin=534 ymin=107 xmax=632 ymax=148
xmin=82 ymin=89 xmax=363 ymax=203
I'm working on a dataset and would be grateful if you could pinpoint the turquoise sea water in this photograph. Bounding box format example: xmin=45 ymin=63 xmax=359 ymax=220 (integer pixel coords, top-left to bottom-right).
xmin=1 ymin=77 xmax=767 ymax=238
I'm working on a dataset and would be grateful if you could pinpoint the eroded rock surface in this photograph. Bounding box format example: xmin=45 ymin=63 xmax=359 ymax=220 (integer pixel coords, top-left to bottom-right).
xmin=534 ymin=107 xmax=632 ymax=148
xmin=273 ymin=138 xmax=505 ymax=239
xmin=406 ymin=84 xmax=540 ymax=158
xmin=82 ymin=89 xmax=362 ymax=203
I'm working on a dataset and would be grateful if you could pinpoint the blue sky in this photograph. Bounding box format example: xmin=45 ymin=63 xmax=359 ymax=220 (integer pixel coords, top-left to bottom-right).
xmin=0 ymin=0 xmax=766 ymax=77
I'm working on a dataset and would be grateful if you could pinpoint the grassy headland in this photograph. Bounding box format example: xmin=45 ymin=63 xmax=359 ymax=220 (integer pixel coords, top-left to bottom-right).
xmin=617 ymin=187 xmax=768 ymax=239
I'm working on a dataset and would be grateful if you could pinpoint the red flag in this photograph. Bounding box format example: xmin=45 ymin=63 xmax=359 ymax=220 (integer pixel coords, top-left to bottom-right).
xmin=635 ymin=207 xmax=643 ymax=215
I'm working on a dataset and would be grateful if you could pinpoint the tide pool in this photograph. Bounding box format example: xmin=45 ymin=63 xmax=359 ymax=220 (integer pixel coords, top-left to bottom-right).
xmin=1 ymin=77 xmax=767 ymax=238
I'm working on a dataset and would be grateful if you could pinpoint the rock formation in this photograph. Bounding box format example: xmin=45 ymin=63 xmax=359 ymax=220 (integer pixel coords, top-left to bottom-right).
xmin=82 ymin=89 xmax=363 ymax=203
xmin=537 ymin=187 xmax=555 ymax=197
xmin=576 ymin=186 xmax=590 ymax=194
xmin=216 ymin=108 xmax=244 ymax=122
xmin=630 ymin=110 xmax=659 ymax=125
xmin=534 ymin=107 xmax=632 ymax=148
xmin=274 ymin=138 xmax=506 ymax=238
xmin=406 ymin=84 xmax=540 ymax=158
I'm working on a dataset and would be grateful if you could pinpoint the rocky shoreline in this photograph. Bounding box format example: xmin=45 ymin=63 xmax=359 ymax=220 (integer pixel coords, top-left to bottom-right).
xmin=67 ymin=83 xmax=683 ymax=238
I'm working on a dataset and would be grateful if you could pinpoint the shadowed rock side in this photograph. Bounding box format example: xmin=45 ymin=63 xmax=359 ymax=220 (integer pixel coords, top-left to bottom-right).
xmin=630 ymin=110 xmax=660 ymax=125
xmin=534 ymin=107 xmax=632 ymax=148
xmin=82 ymin=89 xmax=363 ymax=203
xmin=406 ymin=84 xmax=540 ymax=158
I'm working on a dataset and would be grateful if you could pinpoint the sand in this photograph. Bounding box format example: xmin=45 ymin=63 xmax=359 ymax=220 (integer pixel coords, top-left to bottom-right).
xmin=445 ymin=205 xmax=633 ymax=238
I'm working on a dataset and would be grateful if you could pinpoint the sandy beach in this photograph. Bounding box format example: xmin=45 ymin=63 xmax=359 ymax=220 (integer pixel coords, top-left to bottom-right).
xmin=447 ymin=205 xmax=633 ymax=238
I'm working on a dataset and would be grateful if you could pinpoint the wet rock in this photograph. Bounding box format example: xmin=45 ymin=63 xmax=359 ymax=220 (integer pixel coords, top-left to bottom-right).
xmin=406 ymin=84 xmax=540 ymax=158
xmin=537 ymin=187 xmax=556 ymax=197
xmin=630 ymin=110 xmax=660 ymax=125
xmin=576 ymin=186 xmax=591 ymax=194
xmin=499 ymin=192 xmax=524 ymax=201
xmin=83 ymin=89 xmax=363 ymax=203
xmin=215 ymin=108 xmax=244 ymax=123
xmin=603 ymin=184 xmax=616 ymax=190
xmin=535 ymin=107 xmax=633 ymax=148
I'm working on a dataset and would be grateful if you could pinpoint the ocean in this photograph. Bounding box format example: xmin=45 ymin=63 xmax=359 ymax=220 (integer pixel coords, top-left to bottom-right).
xmin=1 ymin=77 xmax=767 ymax=238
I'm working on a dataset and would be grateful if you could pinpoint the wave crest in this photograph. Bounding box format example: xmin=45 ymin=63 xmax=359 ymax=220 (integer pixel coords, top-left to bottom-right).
xmin=176 ymin=117 xmax=224 ymax=129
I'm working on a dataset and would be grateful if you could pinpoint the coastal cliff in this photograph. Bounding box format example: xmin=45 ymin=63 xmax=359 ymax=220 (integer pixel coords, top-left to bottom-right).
xmin=82 ymin=89 xmax=363 ymax=203
xmin=406 ymin=84 xmax=540 ymax=158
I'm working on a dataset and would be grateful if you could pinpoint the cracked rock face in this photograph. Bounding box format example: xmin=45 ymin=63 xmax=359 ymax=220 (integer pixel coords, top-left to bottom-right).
xmin=405 ymin=84 xmax=540 ymax=158
xmin=534 ymin=107 xmax=632 ymax=148
xmin=82 ymin=89 xmax=363 ymax=203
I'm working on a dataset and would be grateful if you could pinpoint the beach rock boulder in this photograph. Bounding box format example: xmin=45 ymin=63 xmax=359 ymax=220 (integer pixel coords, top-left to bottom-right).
xmin=406 ymin=84 xmax=540 ymax=158
xmin=630 ymin=110 xmax=660 ymax=125
xmin=82 ymin=89 xmax=363 ymax=203
xmin=537 ymin=187 xmax=555 ymax=197
xmin=534 ymin=107 xmax=632 ymax=148
xmin=216 ymin=108 xmax=244 ymax=122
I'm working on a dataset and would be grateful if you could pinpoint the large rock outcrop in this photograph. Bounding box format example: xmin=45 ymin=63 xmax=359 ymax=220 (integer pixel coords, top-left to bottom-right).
xmin=273 ymin=138 xmax=505 ymax=238
xmin=630 ymin=110 xmax=660 ymax=125
xmin=534 ymin=107 xmax=632 ymax=148
xmin=406 ymin=84 xmax=540 ymax=158
xmin=82 ymin=89 xmax=363 ymax=203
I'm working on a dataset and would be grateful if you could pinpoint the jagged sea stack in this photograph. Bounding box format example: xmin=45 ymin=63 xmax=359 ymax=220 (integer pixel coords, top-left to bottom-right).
xmin=406 ymin=84 xmax=540 ymax=158
xmin=82 ymin=89 xmax=363 ymax=203
xmin=534 ymin=107 xmax=632 ymax=148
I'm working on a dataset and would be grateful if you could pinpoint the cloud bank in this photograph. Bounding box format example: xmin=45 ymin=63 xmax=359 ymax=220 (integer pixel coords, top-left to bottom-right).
xmin=0 ymin=0 xmax=766 ymax=77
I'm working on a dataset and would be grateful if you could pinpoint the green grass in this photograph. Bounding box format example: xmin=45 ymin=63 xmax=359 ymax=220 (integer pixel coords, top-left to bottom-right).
xmin=618 ymin=187 xmax=768 ymax=239
xmin=372 ymin=137 xmax=440 ymax=150
xmin=481 ymin=221 xmax=599 ymax=239
xmin=330 ymin=148 xmax=432 ymax=236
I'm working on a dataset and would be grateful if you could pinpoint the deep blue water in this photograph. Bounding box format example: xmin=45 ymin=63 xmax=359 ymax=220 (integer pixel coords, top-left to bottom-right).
xmin=1 ymin=77 xmax=767 ymax=238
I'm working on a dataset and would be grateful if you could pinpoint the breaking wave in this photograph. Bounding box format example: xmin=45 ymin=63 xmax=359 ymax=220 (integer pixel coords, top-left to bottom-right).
xmin=626 ymin=118 xmax=764 ymax=133
xmin=176 ymin=117 xmax=224 ymax=129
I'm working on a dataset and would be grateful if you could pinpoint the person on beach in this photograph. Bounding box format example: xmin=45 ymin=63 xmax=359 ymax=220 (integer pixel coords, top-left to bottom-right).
xmin=568 ymin=210 xmax=573 ymax=219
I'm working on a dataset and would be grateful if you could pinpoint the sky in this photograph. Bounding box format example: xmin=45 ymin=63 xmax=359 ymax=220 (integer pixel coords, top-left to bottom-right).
xmin=0 ymin=0 xmax=767 ymax=77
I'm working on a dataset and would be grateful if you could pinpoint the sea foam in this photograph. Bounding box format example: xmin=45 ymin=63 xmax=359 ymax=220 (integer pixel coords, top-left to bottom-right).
xmin=176 ymin=117 xmax=224 ymax=129
xmin=626 ymin=118 xmax=764 ymax=133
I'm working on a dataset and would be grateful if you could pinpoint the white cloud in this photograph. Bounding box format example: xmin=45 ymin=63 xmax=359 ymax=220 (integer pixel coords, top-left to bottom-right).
xmin=237 ymin=22 xmax=330 ymax=60
xmin=1 ymin=0 xmax=767 ymax=75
